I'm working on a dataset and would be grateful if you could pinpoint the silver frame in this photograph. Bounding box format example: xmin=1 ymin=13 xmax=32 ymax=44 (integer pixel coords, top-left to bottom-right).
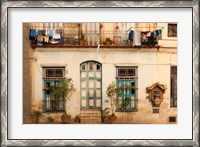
xmin=1 ymin=1 xmax=199 ymax=146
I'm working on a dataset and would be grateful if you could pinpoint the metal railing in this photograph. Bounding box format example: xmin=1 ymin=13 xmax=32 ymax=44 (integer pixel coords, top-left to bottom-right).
xmin=31 ymin=32 xmax=163 ymax=48
xmin=43 ymin=99 xmax=65 ymax=112
xmin=116 ymin=98 xmax=138 ymax=112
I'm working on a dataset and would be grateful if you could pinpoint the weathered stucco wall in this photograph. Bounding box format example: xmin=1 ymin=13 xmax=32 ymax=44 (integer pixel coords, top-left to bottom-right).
xmin=23 ymin=24 xmax=33 ymax=123
xmin=32 ymin=48 xmax=177 ymax=123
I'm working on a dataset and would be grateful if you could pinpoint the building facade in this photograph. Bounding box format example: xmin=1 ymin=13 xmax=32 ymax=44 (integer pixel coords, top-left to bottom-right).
xmin=23 ymin=23 xmax=177 ymax=124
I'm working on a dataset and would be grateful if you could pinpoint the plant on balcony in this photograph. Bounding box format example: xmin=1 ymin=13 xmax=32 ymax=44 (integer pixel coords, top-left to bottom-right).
xmin=105 ymin=81 xmax=121 ymax=124
xmin=105 ymin=37 xmax=112 ymax=46
xmin=79 ymin=32 xmax=84 ymax=46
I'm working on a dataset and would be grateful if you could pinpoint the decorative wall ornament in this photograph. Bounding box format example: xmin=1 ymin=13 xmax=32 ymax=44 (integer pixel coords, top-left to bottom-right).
xmin=146 ymin=82 xmax=167 ymax=108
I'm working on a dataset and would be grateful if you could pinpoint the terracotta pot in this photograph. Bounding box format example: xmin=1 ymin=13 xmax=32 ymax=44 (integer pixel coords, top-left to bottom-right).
xmin=75 ymin=118 xmax=80 ymax=123
xmin=108 ymin=116 xmax=117 ymax=124
xmin=80 ymin=40 xmax=84 ymax=46
xmin=84 ymin=41 xmax=88 ymax=46
xmin=61 ymin=115 xmax=71 ymax=124
xmin=106 ymin=41 xmax=110 ymax=46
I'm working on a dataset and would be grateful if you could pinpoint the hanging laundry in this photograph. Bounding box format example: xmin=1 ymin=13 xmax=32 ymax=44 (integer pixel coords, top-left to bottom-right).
xmin=153 ymin=31 xmax=157 ymax=39
xmin=141 ymin=31 xmax=148 ymax=45
xmin=134 ymin=30 xmax=141 ymax=46
xmin=29 ymin=29 xmax=36 ymax=43
xmin=38 ymin=30 xmax=46 ymax=36
xmin=153 ymin=31 xmax=157 ymax=44
xmin=147 ymin=32 xmax=156 ymax=47
xmin=147 ymin=32 xmax=151 ymax=37
xmin=129 ymin=30 xmax=134 ymax=41
xmin=37 ymin=35 xmax=43 ymax=46
xmin=53 ymin=30 xmax=61 ymax=39
xmin=157 ymin=29 xmax=162 ymax=40
xmin=43 ymin=36 xmax=49 ymax=45
xmin=49 ymin=30 xmax=54 ymax=37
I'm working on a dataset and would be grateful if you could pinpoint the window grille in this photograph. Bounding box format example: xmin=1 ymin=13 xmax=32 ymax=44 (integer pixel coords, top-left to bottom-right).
xmin=45 ymin=68 xmax=64 ymax=78
xmin=116 ymin=66 xmax=138 ymax=112
xmin=43 ymin=67 xmax=65 ymax=112
xmin=117 ymin=67 xmax=137 ymax=77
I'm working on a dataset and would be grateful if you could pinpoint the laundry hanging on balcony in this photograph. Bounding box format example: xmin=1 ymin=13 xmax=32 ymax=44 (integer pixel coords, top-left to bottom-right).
xmin=128 ymin=29 xmax=163 ymax=47
xmin=29 ymin=29 xmax=63 ymax=45
xmin=29 ymin=29 xmax=37 ymax=43
xmin=134 ymin=30 xmax=141 ymax=46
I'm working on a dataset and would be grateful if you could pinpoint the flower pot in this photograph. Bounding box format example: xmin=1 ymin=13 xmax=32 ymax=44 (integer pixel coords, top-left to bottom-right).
xmin=80 ymin=40 xmax=84 ymax=46
xmin=75 ymin=118 xmax=80 ymax=123
xmin=84 ymin=41 xmax=88 ymax=46
xmin=108 ymin=116 xmax=117 ymax=124
xmin=61 ymin=115 xmax=72 ymax=124
xmin=106 ymin=41 xmax=110 ymax=46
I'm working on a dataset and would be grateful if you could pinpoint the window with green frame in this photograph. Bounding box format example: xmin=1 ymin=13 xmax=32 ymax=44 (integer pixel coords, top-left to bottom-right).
xmin=43 ymin=67 xmax=65 ymax=112
xmin=116 ymin=67 xmax=138 ymax=111
xmin=80 ymin=61 xmax=102 ymax=109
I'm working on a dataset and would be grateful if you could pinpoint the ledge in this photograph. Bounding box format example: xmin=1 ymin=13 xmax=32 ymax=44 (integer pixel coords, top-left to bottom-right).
xmin=31 ymin=43 xmax=162 ymax=50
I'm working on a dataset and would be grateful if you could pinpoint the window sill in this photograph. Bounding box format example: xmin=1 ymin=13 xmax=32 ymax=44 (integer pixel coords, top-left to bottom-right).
xmin=116 ymin=109 xmax=138 ymax=112
xmin=43 ymin=110 xmax=65 ymax=113
xmin=31 ymin=43 xmax=162 ymax=50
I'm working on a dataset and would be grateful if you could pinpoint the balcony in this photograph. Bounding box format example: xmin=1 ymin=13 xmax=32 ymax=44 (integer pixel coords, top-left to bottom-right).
xmin=30 ymin=28 xmax=176 ymax=50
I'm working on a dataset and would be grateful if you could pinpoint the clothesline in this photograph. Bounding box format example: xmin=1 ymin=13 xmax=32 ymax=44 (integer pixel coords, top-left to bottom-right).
xmin=26 ymin=25 xmax=165 ymax=30
xmin=127 ymin=26 xmax=164 ymax=32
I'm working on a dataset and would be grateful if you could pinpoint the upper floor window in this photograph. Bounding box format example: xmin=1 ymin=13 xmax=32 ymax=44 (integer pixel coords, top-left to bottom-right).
xmin=168 ymin=24 xmax=177 ymax=37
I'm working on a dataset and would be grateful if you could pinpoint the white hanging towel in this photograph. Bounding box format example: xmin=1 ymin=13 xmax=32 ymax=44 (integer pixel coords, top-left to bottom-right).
xmin=53 ymin=30 xmax=61 ymax=39
xmin=134 ymin=30 xmax=141 ymax=46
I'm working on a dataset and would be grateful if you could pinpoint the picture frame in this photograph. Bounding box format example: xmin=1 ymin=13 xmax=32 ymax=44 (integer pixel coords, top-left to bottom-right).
xmin=1 ymin=0 xmax=199 ymax=146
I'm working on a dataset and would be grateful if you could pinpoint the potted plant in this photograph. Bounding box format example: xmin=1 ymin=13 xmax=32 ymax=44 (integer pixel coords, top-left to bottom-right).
xmin=101 ymin=107 xmax=110 ymax=123
xmin=44 ymin=77 xmax=75 ymax=112
xmin=74 ymin=115 xmax=80 ymax=123
xmin=120 ymin=84 xmax=134 ymax=111
xmin=121 ymin=97 xmax=131 ymax=111
xmin=106 ymin=82 xmax=121 ymax=124
xmin=32 ymin=109 xmax=42 ymax=123
xmin=61 ymin=111 xmax=72 ymax=124
xmin=79 ymin=32 xmax=84 ymax=46
xmin=105 ymin=37 xmax=111 ymax=46
xmin=47 ymin=116 xmax=54 ymax=123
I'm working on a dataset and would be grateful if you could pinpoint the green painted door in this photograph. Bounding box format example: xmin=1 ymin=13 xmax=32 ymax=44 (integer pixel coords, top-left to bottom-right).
xmin=80 ymin=61 xmax=102 ymax=109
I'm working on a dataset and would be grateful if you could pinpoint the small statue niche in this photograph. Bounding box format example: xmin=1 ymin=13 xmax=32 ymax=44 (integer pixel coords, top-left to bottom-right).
xmin=146 ymin=82 xmax=166 ymax=108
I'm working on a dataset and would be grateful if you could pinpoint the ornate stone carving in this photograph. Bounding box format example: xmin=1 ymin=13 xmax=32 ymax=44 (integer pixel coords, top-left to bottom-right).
xmin=146 ymin=82 xmax=166 ymax=108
